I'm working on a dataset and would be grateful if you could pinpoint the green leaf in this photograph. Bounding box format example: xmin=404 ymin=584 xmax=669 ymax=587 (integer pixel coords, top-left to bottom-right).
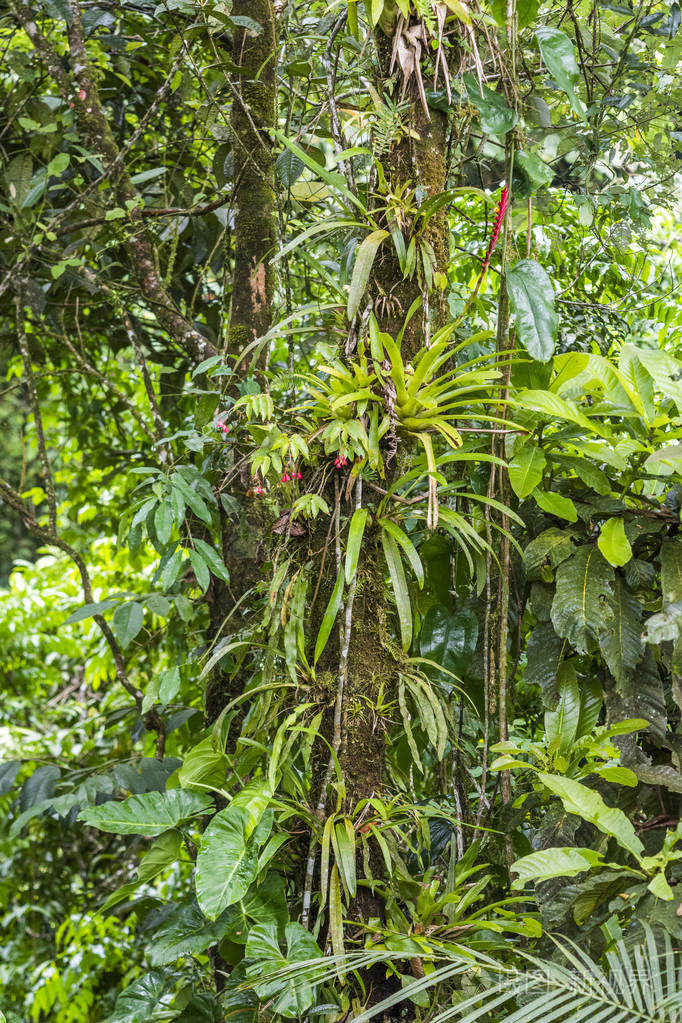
xmin=525 ymin=622 xmax=565 ymax=705
xmin=109 ymin=970 xmax=175 ymax=1023
xmin=511 ymin=846 xmax=602 ymax=889
xmin=538 ymin=773 xmax=644 ymax=858
xmin=507 ymin=260 xmax=558 ymax=363
xmin=550 ymin=546 xmax=614 ymax=654
xmin=508 ymin=444 xmax=546 ymax=498
xmin=598 ymin=517 xmax=632 ymax=567
xmin=189 ymin=549 xmax=210 ymax=592
xmin=0 ymin=760 xmax=20 ymax=797
xmin=155 ymin=502 xmax=173 ymax=546
xmin=523 ymin=527 xmax=574 ymax=581
xmin=65 ymin=597 xmax=120 ymax=624
xmin=532 ymin=488 xmax=577 ymax=522
xmin=195 ymin=804 xmax=271 ymax=919
xmin=245 ymin=922 xmax=324 ymax=1017
xmin=178 ymin=735 xmax=228 ymax=791
xmin=276 ymin=149 xmax=305 ymax=187
xmin=464 ymin=73 xmax=518 ymax=135
xmin=314 ymin=565 xmax=344 ymax=665
xmin=536 ymin=26 xmax=587 ymax=120
xmin=347 ymin=230 xmax=389 ymax=320
xmin=381 ymin=529 xmax=412 ymax=651
xmin=137 ymin=829 xmax=182 ymax=883
xmin=148 ymin=900 xmax=233 ymax=966
xmin=170 ymin=472 xmax=213 ymax=525
xmin=648 ymin=872 xmax=673 ymax=901
xmin=222 ymin=871 xmax=288 ymax=945
xmin=333 ymin=817 xmax=357 ymax=898
xmin=345 ymin=507 xmax=368 ymax=584
xmin=599 ymin=576 xmax=643 ymax=685
xmin=193 ymin=538 xmax=230 ymax=584
xmin=661 ymin=537 xmax=682 ymax=605
xmin=112 ymin=601 xmax=144 ymax=648
xmin=159 ymin=666 xmax=181 ymax=705
xmin=79 ymin=790 xmax=212 ymax=835
xmin=419 ymin=605 xmax=478 ymax=680
xmin=545 ymin=675 xmax=581 ymax=753
xmin=378 ymin=519 xmax=424 ymax=588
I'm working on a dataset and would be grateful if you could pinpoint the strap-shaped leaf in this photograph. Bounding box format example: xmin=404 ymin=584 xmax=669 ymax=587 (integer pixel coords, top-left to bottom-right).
xmin=347 ymin=230 xmax=389 ymax=320
xmin=345 ymin=507 xmax=368 ymax=584
xmin=381 ymin=529 xmax=412 ymax=651
xmin=314 ymin=565 xmax=344 ymax=665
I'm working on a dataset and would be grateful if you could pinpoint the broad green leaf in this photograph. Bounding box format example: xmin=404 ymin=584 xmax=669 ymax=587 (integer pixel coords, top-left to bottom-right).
xmin=507 ymin=260 xmax=558 ymax=363
xmin=246 ymin=922 xmax=324 ymax=1017
xmin=598 ymin=517 xmax=632 ymax=567
xmin=661 ymin=537 xmax=682 ymax=605
xmin=647 ymin=872 xmax=673 ymax=901
xmin=345 ymin=507 xmax=368 ymax=584
xmin=544 ymin=675 xmax=580 ymax=753
xmin=550 ymin=546 xmax=614 ymax=654
xmin=508 ymin=443 xmax=546 ymax=498
xmin=381 ymin=529 xmax=412 ymax=651
xmin=158 ymin=665 xmax=181 ymax=705
xmin=419 ymin=604 xmax=478 ymax=680
xmin=536 ymin=26 xmax=587 ymax=119
xmin=525 ymin=622 xmax=564 ymax=705
xmin=464 ymin=73 xmax=517 ymax=135
xmin=599 ymin=576 xmax=642 ymax=685
xmin=79 ymin=790 xmax=212 ymax=835
xmin=148 ymin=900 xmax=233 ymax=966
xmin=195 ymin=804 xmax=271 ymax=918
xmin=532 ymin=488 xmax=577 ymax=522
xmin=538 ymin=773 xmax=644 ymax=858
xmin=109 ymin=970 xmax=176 ymax=1023
xmin=523 ymin=528 xmax=574 ymax=580
xmin=575 ymin=678 xmax=603 ymax=740
xmin=644 ymin=601 xmax=682 ymax=644
xmin=314 ymin=565 xmax=344 ymax=665
xmin=0 ymin=760 xmax=20 ymax=797
xmin=517 ymin=389 xmax=606 ymax=436
xmin=511 ymin=847 xmax=602 ymax=889
xmin=276 ymin=149 xmax=305 ymax=187
xmin=178 ymin=735 xmax=229 ymax=791
xmin=222 ymin=871 xmax=288 ymax=944
xmin=112 ymin=601 xmax=144 ymax=648
xmin=347 ymin=230 xmax=389 ymax=320
xmin=137 ymin=829 xmax=183 ymax=883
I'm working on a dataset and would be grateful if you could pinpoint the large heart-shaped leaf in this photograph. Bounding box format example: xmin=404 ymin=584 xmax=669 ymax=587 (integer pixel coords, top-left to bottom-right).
xmin=195 ymin=804 xmax=272 ymax=919
xmin=79 ymin=789 xmax=212 ymax=835
xmin=507 ymin=259 xmax=558 ymax=363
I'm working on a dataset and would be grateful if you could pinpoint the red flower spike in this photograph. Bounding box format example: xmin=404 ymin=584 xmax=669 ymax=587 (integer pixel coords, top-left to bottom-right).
xmin=482 ymin=185 xmax=509 ymax=271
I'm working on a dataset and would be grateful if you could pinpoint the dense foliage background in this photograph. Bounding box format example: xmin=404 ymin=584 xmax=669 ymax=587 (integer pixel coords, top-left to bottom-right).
xmin=2 ymin=0 xmax=682 ymax=1020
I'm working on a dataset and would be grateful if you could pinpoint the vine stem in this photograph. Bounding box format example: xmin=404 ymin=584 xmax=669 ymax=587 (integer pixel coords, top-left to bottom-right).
xmin=301 ymin=476 xmax=363 ymax=930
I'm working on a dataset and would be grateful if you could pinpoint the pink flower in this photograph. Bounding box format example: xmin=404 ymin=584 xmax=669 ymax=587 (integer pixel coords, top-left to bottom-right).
xmin=281 ymin=472 xmax=291 ymax=483
xmin=256 ymin=485 xmax=264 ymax=495
xmin=295 ymin=471 xmax=303 ymax=480
xmin=215 ymin=419 xmax=229 ymax=435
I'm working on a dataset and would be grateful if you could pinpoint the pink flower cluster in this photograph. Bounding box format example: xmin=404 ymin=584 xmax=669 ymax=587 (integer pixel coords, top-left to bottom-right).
xmin=334 ymin=452 xmax=348 ymax=468
xmin=215 ymin=419 xmax=229 ymax=436
xmin=281 ymin=466 xmax=303 ymax=483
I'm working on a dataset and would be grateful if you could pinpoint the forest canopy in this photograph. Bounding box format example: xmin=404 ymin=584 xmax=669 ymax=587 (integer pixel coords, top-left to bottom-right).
xmin=2 ymin=0 xmax=682 ymax=1021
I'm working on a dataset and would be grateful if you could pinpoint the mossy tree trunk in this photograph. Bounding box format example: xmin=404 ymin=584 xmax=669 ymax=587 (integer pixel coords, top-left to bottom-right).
xmin=228 ymin=0 xmax=278 ymax=357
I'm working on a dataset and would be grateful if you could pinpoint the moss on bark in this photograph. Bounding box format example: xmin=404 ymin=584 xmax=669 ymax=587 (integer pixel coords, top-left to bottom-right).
xmin=228 ymin=0 xmax=277 ymax=356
